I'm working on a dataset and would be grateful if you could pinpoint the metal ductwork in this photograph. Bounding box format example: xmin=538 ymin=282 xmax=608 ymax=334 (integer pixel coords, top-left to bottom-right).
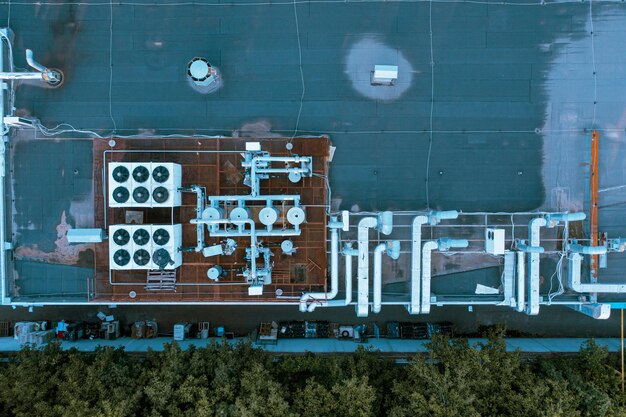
xmin=421 ymin=237 xmax=468 ymax=314
xmin=407 ymin=215 xmax=428 ymax=314
xmin=373 ymin=240 xmax=400 ymax=314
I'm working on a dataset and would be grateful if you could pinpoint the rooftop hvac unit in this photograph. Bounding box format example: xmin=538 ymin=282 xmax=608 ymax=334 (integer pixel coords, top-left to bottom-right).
xmin=485 ymin=228 xmax=505 ymax=255
xmin=109 ymin=224 xmax=183 ymax=271
xmin=108 ymin=162 xmax=182 ymax=208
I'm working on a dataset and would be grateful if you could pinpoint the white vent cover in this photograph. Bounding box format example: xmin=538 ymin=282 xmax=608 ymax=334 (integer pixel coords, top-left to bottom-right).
xmin=108 ymin=162 xmax=182 ymax=208
xmin=485 ymin=228 xmax=505 ymax=255
xmin=109 ymin=224 xmax=183 ymax=270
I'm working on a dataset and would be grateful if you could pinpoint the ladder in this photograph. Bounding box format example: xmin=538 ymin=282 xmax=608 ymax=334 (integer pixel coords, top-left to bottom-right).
xmin=145 ymin=270 xmax=177 ymax=291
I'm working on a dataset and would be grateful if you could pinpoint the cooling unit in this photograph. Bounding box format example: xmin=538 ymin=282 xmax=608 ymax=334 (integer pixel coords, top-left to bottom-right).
xmin=109 ymin=224 xmax=183 ymax=270
xmin=108 ymin=162 xmax=182 ymax=208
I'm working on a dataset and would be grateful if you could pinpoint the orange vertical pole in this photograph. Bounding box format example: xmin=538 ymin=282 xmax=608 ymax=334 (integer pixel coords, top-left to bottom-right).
xmin=590 ymin=130 xmax=599 ymax=280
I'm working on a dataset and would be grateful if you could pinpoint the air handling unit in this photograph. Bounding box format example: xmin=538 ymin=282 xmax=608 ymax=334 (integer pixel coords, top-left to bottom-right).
xmin=109 ymin=224 xmax=182 ymax=271
xmin=108 ymin=162 xmax=182 ymax=208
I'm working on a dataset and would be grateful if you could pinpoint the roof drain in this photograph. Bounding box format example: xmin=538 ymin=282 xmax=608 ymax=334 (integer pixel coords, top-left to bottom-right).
xmin=373 ymin=240 xmax=400 ymax=314
xmin=421 ymin=238 xmax=469 ymax=314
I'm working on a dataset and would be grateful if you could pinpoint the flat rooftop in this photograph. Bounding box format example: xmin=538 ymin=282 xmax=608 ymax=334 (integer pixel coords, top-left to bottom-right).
xmin=2 ymin=1 xmax=626 ymax=316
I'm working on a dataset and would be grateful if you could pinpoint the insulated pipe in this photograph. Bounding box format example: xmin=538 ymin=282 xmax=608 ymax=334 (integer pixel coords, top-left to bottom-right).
xmin=421 ymin=238 xmax=468 ymax=314
xmin=0 ymin=37 xmax=7 ymax=304
xmin=407 ymin=215 xmax=428 ymax=314
xmin=517 ymin=243 xmax=545 ymax=253
xmin=372 ymin=243 xmax=386 ymax=314
xmin=569 ymin=243 xmax=607 ymax=255
xmin=568 ymin=253 xmax=626 ymax=293
xmin=343 ymin=244 xmax=358 ymax=306
xmin=299 ymin=217 xmax=342 ymax=312
xmin=526 ymin=217 xmax=547 ymax=316
xmin=248 ymin=155 xmax=311 ymax=196
xmin=25 ymin=49 xmax=47 ymax=73
xmin=546 ymin=212 xmax=586 ymax=224
xmin=357 ymin=217 xmax=378 ymax=317
xmin=233 ymin=219 xmax=257 ymax=280
xmin=420 ymin=241 xmax=439 ymax=314
xmin=372 ymin=240 xmax=401 ymax=314
xmin=428 ymin=210 xmax=459 ymax=225
xmin=516 ymin=251 xmax=525 ymax=312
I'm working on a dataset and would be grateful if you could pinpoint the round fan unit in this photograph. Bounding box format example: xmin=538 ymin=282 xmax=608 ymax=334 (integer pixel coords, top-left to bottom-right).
xmin=133 ymin=249 xmax=151 ymax=266
xmin=113 ymin=249 xmax=131 ymax=266
xmin=152 ymin=228 xmax=170 ymax=245
xmin=132 ymin=165 xmax=150 ymax=183
xmin=112 ymin=186 xmax=130 ymax=204
xmin=133 ymin=228 xmax=150 ymax=246
xmin=152 ymin=187 xmax=169 ymax=204
xmin=132 ymin=186 xmax=150 ymax=203
xmin=112 ymin=165 xmax=130 ymax=183
xmin=112 ymin=228 xmax=130 ymax=246
xmin=152 ymin=165 xmax=170 ymax=183
xmin=153 ymin=248 xmax=173 ymax=269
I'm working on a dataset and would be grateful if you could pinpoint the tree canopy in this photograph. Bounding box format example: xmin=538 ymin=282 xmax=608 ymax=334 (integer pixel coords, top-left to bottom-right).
xmin=0 ymin=335 xmax=624 ymax=417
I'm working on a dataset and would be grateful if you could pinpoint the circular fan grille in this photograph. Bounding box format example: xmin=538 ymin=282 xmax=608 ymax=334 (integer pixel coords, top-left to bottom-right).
xmin=132 ymin=165 xmax=150 ymax=183
xmin=133 ymin=228 xmax=150 ymax=246
xmin=152 ymin=187 xmax=169 ymax=204
xmin=113 ymin=249 xmax=131 ymax=266
xmin=112 ymin=166 xmax=130 ymax=183
xmin=152 ymin=228 xmax=170 ymax=245
xmin=133 ymin=249 xmax=151 ymax=266
xmin=132 ymin=186 xmax=149 ymax=203
xmin=153 ymin=248 xmax=172 ymax=268
xmin=112 ymin=229 xmax=130 ymax=246
xmin=112 ymin=187 xmax=130 ymax=203
xmin=152 ymin=165 xmax=170 ymax=183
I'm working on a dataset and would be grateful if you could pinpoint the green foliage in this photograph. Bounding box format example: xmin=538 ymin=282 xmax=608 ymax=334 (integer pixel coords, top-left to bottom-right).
xmin=0 ymin=337 xmax=624 ymax=417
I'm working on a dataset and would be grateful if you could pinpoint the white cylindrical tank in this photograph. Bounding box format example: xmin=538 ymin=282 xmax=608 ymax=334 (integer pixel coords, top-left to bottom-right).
xmin=230 ymin=207 xmax=250 ymax=221
xmin=207 ymin=265 xmax=223 ymax=281
xmin=259 ymin=207 xmax=279 ymax=226
xmin=287 ymin=207 xmax=306 ymax=226
xmin=202 ymin=206 xmax=223 ymax=220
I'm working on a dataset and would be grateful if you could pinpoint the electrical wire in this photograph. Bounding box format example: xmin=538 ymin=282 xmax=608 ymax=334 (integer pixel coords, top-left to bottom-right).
xmin=589 ymin=0 xmax=597 ymax=130
xmin=425 ymin=0 xmax=434 ymax=210
xmin=109 ymin=1 xmax=117 ymax=134
xmin=290 ymin=0 xmax=306 ymax=142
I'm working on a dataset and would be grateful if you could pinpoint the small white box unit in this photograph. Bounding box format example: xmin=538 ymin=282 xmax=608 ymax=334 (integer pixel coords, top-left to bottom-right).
xmin=371 ymin=65 xmax=398 ymax=86
xmin=109 ymin=224 xmax=183 ymax=270
xmin=108 ymin=162 xmax=182 ymax=208
xmin=485 ymin=228 xmax=505 ymax=255
xmin=173 ymin=323 xmax=191 ymax=341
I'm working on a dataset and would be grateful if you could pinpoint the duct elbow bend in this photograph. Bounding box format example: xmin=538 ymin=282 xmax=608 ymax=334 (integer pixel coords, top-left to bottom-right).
xmin=377 ymin=211 xmax=393 ymax=235
xmin=388 ymin=240 xmax=401 ymax=260
xmin=569 ymin=244 xmax=607 ymax=256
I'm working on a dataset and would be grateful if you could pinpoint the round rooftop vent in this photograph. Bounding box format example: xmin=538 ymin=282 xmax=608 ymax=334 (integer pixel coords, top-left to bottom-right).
xmin=152 ymin=228 xmax=170 ymax=246
xmin=153 ymin=248 xmax=172 ymax=269
xmin=133 ymin=228 xmax=150 ymax=246
xmin=152 ymin=165 xmax=170 ymax=183
xmin=188 ymin=57 xmax=211 ymax=82
xmin=112 ymin=186 xmax=130 ymax=204
xmin=113 ymin=249 xmax=131 ymax=266
xmin=152 ymin=186 xmax=169 ymax=204
xmin=132 ymin=165 xmax=150 ymax=183
xmin=112 ymin=165 xmax=130 ymax=183
xmin=133 ymin=249 xmax=151 ymax=266
xmin=133 ymin=186 xmax=150 ymax=203
xmin=113 ymin=228 xmax=130 ymax=246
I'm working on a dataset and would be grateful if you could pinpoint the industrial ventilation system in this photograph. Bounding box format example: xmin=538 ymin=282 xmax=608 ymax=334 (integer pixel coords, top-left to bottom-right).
xmin=109 ymin=224 xmax=182 ymax=270
xmin=108 ymin=162 xmax=182 ymax=208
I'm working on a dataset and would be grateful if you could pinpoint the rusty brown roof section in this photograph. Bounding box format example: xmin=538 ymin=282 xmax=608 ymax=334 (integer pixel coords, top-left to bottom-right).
xmin=91 ymin=136 xmax=330 ymax=303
